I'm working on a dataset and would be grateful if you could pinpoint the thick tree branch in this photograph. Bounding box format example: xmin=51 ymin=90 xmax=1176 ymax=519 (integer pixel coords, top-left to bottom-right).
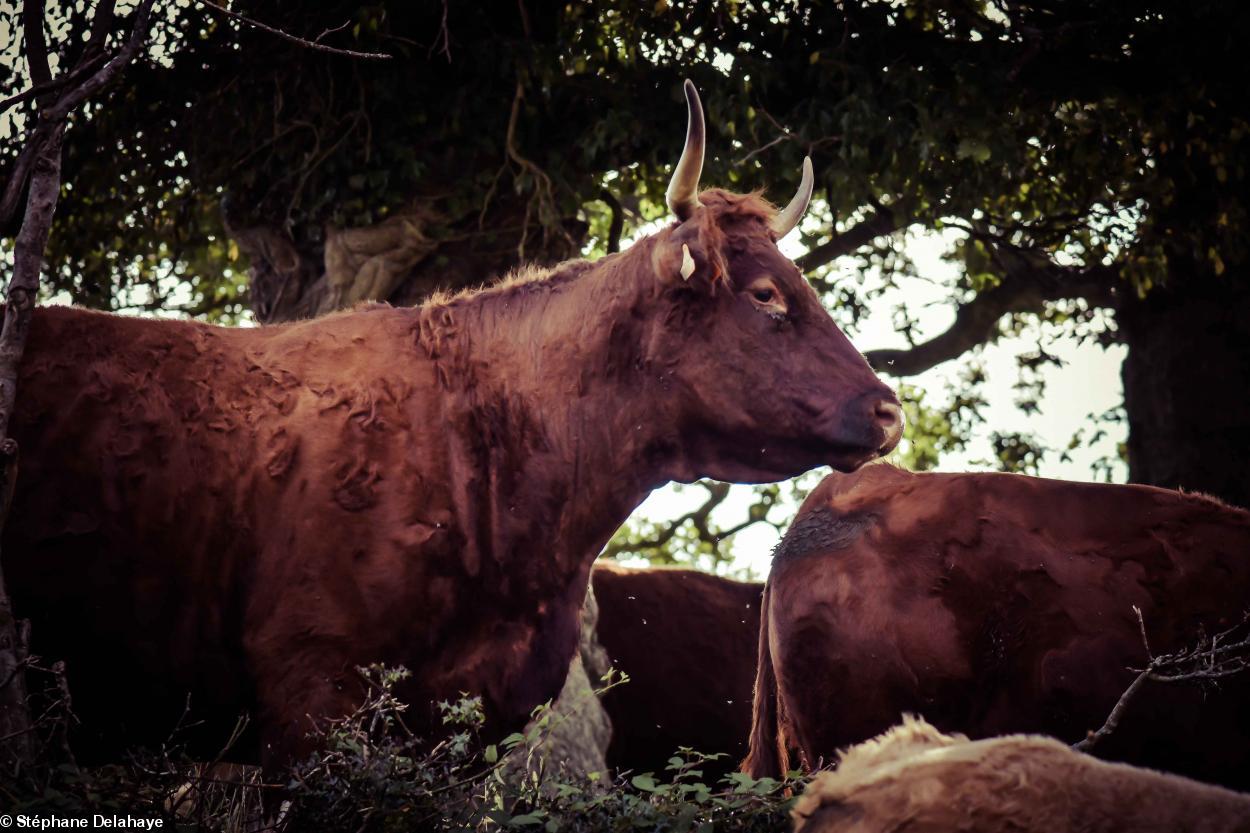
xmin=0 ymin=54 xmax=110 ymax=118
xmin=22 ymin=0 xmax=53 ymax=90
xmin=865 ymin=259 xmax=1120 ymax=377
xmin=82 ymin=0 xmax=117 ymax=64
xmin=796 ymin=205 xmax=903 ymax=273
xmin=599 ymin=189 xmax=623 ymax=254
xmin=43 ymin=3 xmax=155 ymax=124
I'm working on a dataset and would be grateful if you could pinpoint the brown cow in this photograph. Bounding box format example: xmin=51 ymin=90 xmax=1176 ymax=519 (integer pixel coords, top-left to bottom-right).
xmin=746 ymin=464 xmax=1250 ymax=789
xmin=3 ymin=82 xmax=902 ymax=768
xmin=591 ymin=563 xmax=762 ymax=776
xmin=792 ymin=716 xmax=1250 ymax=833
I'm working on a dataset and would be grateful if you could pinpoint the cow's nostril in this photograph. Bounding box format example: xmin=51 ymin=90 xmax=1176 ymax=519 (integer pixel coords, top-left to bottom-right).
xmin=874 ymin=401 xmax=905 ymax=452
xmin=875 ymin=401 xmax=903 ymax=430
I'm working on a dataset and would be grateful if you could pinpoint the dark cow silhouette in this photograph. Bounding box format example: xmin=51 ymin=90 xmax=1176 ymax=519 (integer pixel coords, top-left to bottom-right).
xmin=3 ymin=83 xmax=902 ymax=767
xmin=591 ymin=563 xmax=762 ymax=776
xmin=746 ymin=464 xmax=1250 ymax=789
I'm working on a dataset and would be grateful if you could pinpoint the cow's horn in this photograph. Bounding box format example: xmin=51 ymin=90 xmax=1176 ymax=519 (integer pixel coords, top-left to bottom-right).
xmin=666 ymin=80 xmax=705 ymax=220
xmin=770 ymin=156 xmax=814 ymax=238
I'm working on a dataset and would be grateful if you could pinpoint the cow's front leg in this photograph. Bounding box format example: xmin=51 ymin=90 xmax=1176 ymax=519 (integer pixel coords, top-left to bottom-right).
xmin=247 ymin=644 xmax=366 ymax=771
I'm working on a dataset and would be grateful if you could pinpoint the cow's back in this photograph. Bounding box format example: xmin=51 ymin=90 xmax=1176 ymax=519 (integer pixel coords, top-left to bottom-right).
xmin=592 ymin=563 xmax=762 ymax=776
xmin=765 ymin=464 xmax=1250 ymax=788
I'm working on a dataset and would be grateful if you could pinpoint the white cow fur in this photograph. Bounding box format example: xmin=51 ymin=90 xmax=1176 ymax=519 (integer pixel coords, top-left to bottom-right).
xmin=793 ymin=715 xmax=1250 ymax=833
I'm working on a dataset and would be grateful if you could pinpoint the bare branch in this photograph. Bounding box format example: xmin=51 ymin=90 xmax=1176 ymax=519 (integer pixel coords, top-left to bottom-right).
xmin=503 ymin=76 xmax=567 ymax=259
xmin=736 ymin=134 xmax=790 ymax=166
xmin=865 ymin=260 xmax=1120 ymax=377
xmin=0 ymin=54 xmax=111 ymax=118
xmin=1134 ymin=604 xmax=1152 ymax=660
xmin=1076 ymin=609 xmax=1250 ymax=753
xmin=429 ymin=0 xmax=452 ymax=62
xmin=1 ymin=0 xmax=156 ymax=231
xmin=1073 ymin=667 xmax=1151 ymax=753
xmin=316 ymin=20 xmax=353 ymax=43
xmin=602 ymin=482 xmax=781 ymax=562
xmin=516 ymin=0 xmax=532 ymax=39
xmin=43 ymin=0 xmax=155 ymax=123
xmin=195 ymin=0 xmax=393 ymax=61
xmin=602 ymin=482 xmax=733 ymax=559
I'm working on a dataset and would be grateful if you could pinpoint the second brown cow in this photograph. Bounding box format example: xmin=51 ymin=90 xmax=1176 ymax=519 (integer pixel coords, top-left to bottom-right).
xmin=591 ymin=563 xmax=762 ymax=776
xmin=746 ymin=464 xmax=1250 ymax=789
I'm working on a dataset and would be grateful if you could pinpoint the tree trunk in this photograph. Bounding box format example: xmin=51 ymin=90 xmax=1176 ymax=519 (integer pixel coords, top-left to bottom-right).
xmin=226 ymin=193 xmax=588 ymax=323
xmin=1119 ymin=268 xmax=1250 ymax=508
xmin=0 ymin=126 xmax=65 ymax=774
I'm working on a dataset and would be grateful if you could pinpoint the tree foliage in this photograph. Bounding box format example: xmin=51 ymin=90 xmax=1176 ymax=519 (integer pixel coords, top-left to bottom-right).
xmin=5 ymin=1 xmax=1241 ymax=318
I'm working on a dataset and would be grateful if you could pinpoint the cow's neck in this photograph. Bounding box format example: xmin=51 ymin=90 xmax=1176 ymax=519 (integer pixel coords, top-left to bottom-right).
xmin=422 ymin=239 xmax=679 ymax=584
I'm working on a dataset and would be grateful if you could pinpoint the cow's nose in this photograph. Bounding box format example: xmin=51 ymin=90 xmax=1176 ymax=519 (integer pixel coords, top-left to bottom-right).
xmin=874 ymin=400 xmax=904 ymax=453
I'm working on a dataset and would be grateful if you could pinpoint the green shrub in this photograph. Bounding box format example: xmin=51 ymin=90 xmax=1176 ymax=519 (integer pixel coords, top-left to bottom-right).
xmin=281 ymin=664 xmax=803 ymax=832
xmin=4 ymin=664 xmax=804 ymax=832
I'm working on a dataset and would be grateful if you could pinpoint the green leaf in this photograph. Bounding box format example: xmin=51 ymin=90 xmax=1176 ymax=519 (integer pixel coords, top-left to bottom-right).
xmin=631 ymin=773 xmax=658 ymax=792
xmin=484 ymin=744 xmax=498 ymax=763
xmin=509 ymin=813 xmax=544 ymax=826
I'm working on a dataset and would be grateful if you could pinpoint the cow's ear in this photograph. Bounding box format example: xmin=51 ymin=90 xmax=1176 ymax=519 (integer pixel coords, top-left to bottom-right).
xmin=652 ymin=214 xmax=727 ymax=291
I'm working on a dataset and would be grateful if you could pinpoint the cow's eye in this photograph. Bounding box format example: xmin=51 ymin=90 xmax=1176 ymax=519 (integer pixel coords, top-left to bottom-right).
xmin=745 ymin=278 xmax=787 ymax=316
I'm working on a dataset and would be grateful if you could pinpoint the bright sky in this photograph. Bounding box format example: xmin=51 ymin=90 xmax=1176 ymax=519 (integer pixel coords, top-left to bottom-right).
xmin=623 ymin=227 xmax=1127 ymax=579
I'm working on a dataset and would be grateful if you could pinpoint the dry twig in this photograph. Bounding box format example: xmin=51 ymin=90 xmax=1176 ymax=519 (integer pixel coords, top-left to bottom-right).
xmin=1076 ymin=606 xmax=1250 ymax=752
xmin=195 ymin=0 xmax=392 ymax=61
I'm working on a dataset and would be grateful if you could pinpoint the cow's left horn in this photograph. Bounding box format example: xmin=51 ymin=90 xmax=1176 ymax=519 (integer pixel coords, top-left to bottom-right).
xmin=770 ymin=156 xmax=814 ymax=238
xmin=666 ymin=80 xmax=705 ymax=220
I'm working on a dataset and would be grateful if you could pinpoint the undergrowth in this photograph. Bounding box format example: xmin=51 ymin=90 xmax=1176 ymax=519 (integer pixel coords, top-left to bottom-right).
xmin=2 ymin=664 xmax=804 ymax=832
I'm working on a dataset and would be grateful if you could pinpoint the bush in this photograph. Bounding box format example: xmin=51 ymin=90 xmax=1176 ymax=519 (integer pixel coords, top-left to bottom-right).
xmin=3 ymin=664 xmax=804 ymax=831
xmin=283 ymin=664 xmax=802 ymax=832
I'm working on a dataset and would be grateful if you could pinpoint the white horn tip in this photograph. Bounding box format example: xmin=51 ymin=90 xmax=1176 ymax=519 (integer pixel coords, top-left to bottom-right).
xmin=680 ymin=244 xmax=696 ymax=280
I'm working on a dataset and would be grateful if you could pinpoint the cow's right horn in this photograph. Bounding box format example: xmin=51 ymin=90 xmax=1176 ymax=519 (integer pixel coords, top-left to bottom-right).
xmin=770 ymin=156 xmax=815 ymax=239
xmin=666 ymin=80 xmax=705 ymax=221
